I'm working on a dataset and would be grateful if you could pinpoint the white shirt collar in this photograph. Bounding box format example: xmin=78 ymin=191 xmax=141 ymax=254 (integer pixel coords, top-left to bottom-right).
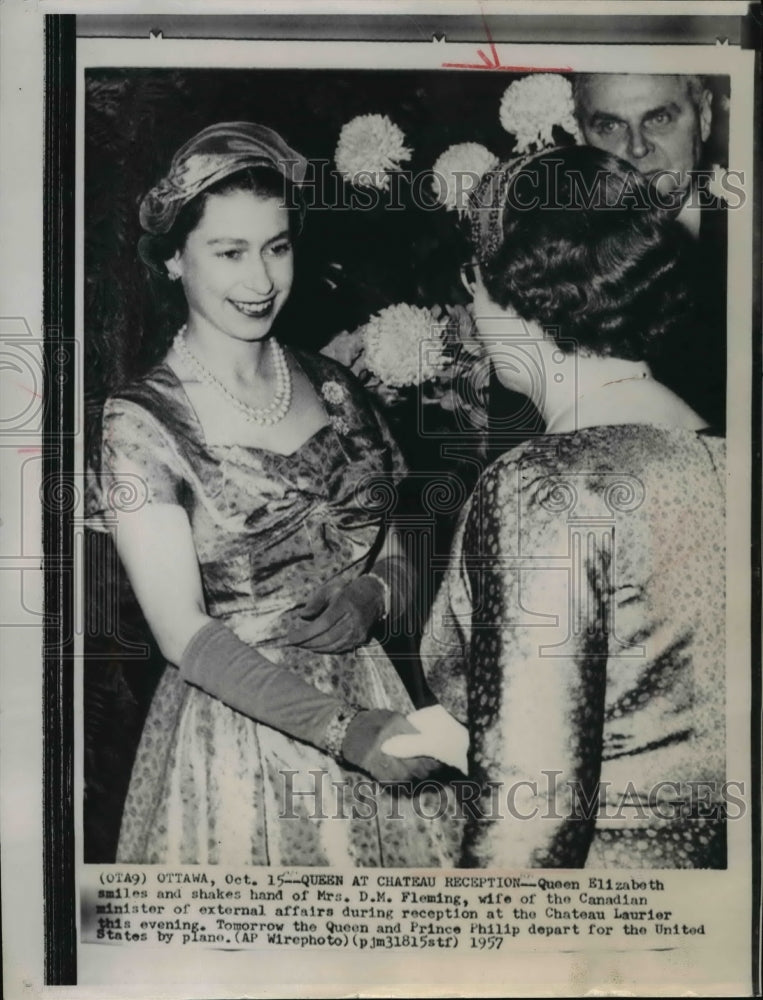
xmin=677 ymin=196 xmax=702 ymax=239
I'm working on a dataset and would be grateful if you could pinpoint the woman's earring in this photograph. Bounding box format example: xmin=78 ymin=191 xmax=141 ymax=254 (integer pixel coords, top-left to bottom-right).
xmin=167 ymin=268 xmax=180 ymax=282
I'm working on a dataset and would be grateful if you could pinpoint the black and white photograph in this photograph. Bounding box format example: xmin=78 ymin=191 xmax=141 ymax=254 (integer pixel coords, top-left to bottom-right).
xmin=83 ymin=46 xmax=734 ymax=871
xmin=0 ymin=3 xmax=760 ymax=997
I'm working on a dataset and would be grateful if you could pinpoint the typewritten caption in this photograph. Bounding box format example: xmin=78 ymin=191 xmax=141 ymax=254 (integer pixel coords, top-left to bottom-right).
xmin=81 ymin=868 xmax=709 ymax=950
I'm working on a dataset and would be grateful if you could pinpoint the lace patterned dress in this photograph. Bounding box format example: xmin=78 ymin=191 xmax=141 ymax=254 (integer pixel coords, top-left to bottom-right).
xmin=422 ymin=425 xmax=726 ymax=869
xmin=95 ymin=348 xmax=459 ymax=867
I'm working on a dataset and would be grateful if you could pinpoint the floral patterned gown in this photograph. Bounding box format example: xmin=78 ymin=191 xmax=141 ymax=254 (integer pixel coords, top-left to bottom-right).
xmin=95 ymin=348 xmax=459 ymax=867
xmin=422 ymin=425 xmax=726 ymax=869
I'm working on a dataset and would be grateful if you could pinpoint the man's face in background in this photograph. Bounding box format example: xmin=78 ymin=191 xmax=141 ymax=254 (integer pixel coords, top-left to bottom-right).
xmin=574 ymin=74 xmax=712 ymax=205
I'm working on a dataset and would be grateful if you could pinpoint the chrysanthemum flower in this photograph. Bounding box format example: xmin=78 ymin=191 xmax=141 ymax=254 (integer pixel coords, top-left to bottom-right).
xmin=499 ymin=74 xmax=582 ymax=153
xmin=363 ymin=303 xmax=451 ymax=387
xmin=335 ymin=114 xmax=412 ymax=190
xmin=432 ymin=142 xmax=499 ymax=213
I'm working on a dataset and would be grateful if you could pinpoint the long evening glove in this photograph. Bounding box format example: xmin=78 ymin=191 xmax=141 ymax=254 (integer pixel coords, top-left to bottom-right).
xmin=179 ymin=619 xmax=440 ymax=782
xmin=284 ymin=576 xmax=385 ymax=652
xmin=285 ymin=555 xmax=417 ymax=653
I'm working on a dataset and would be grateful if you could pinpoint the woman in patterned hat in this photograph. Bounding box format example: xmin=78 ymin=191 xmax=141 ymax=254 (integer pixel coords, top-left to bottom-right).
xmin=92 ymin=122 xmax=465 ymax=865
xmin=420 ymin=144 xmax=726 ymax=869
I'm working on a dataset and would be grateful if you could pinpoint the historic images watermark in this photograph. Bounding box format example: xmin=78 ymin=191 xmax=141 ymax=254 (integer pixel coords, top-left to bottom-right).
xmin=278 ymin=769 xmax=745 ymax=822
xmin=278 ymin=160 xmax=746 ymax=214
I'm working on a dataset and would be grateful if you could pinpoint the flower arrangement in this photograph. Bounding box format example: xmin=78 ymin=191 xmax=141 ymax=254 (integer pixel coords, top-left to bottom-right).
xmin=326 ymin=73 xmax=586 ymax=432
xmin=321 ymin=303 xmax=489 ymax=428
xmin=363 ymin=303 xmax=450 ymax=387
xmin=335 ymin=113 xmax=412 ymax=190
xmin=431 ymin=142 xmax=499 ymax=213
xmin=498 ymin=73 xmax=581 ymax=153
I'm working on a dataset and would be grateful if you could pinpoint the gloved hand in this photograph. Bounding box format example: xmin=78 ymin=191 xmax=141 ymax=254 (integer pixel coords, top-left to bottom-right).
xmin=341 ymin=708 xmax=444 ymax=783
xmin=285 ymin=577 xmax=385 ymax=653
xmin=381 ymin=704 xmax=469 ymax=774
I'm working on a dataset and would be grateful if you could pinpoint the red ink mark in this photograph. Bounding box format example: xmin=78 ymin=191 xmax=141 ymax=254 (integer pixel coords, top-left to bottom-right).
xmin=17 ymin=446 xmax=42 ymax=454
xmin=13 ymin=381 xmax=43 ymax=400
xmin=442 ymin=8 xmax=572 ymax=73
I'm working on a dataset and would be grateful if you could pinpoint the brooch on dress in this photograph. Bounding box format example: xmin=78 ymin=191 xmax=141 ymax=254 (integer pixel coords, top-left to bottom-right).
xmin=330 ymin=415 xmax=350 ymax=435
xmin=321 ymin=380 xmax=347 ymax=405
xmin=321 ymin=381 xmax=350 ymax=435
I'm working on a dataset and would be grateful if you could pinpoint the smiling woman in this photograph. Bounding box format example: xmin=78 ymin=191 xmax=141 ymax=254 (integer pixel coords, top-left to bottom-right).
xmin=163 ymin=185 xmax=299 ymax=435
xmin=170 ymin=192 xmax=294 ymax=325
xmin=156 ymin=176 xmax=296 ymax=335
xmin=86 ymin=121 xmax=466 ymax=866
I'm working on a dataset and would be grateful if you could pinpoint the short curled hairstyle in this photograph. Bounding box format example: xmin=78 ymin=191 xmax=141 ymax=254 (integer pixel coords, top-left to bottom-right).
xmin=133 ymin=165 xmax=305 ymax=371
xmin=138 ymin=164 xmax=304 ymax=278
xmin=476 ymin=145 xmax=697 ymax=362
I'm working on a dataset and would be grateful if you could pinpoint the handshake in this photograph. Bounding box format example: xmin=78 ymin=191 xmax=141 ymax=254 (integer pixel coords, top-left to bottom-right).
xmin=341 ymin=704 xmax=469 ymax=783
xmin=284 ymin=571 xmax=469 ymax=783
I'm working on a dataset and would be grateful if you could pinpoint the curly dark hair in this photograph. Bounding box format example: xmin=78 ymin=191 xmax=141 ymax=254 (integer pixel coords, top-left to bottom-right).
xmin=475 ymin=145 xmax=697 ymax=362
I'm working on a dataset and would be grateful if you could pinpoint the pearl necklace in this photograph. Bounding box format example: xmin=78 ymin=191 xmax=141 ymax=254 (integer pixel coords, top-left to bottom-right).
xmin=173 ymin=325 xmax=292 ymax=426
